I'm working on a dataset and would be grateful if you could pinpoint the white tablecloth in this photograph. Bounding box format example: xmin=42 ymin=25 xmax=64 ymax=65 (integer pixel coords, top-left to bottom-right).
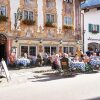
xmin=90 ymin=60 xmax=100 ymax=66
xmin=70 ymin=61 xmax=86 ymax=71
xmin=16 ymin=58 xmax=30 ymax=66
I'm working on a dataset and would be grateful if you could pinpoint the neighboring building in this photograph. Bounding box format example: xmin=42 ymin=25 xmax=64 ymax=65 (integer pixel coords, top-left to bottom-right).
xmin=0 ymin=0 xmax=84 ymax=61
xmin=81 ymin=0 xmax=100 ymax=53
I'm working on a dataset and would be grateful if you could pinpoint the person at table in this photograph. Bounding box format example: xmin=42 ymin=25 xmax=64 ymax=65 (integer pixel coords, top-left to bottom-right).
xmin=9 ymin=52 xmax=16 ymax=66
xmin=90 ymin=52 xmax=97 ymax=60
xmin=73 ymin=55 xmax=80 ymax=62
xmin=36 ymin=53 xmax=43 ymax=66
xmin=60 ymin=53 xmax=70 ymax=73
xmin=24 ymin=53 xmax=28 ymax=58
xmin=83 ymin=54 xmax=90 ymax=64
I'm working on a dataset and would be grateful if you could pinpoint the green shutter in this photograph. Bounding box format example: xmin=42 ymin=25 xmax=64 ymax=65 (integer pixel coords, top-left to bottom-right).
xmin=97 ymin=25 xmax=99 ymax=33
xmin=89 ymin=24 xmax=93 ymax=32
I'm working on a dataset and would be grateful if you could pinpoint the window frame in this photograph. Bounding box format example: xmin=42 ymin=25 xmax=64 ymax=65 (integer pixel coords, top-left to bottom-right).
xmin=46 ymin=13 xmax=55 ymax=23
xmin=64 ymin=16 xmax=72 ymax=26
xmin=20 ymin=45 xmax=37 ymax=57
xmin=63 ymin=46 xmax=74 ymax=55
xmin=23 ymin=10 xmax=34 ymax=21
xmin=0 ymin=6 xmax=6 ymax=16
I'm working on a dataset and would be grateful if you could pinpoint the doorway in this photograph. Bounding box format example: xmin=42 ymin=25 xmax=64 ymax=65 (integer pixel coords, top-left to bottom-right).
xmin=0 ymin=34 xmax=7 ymax=61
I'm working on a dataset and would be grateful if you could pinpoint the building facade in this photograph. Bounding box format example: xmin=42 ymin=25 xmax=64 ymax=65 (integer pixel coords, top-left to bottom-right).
xmin=0 ymin=0 xmax=84 ymax=61
xmin=81 ymin=0 xmax=100 ymax=53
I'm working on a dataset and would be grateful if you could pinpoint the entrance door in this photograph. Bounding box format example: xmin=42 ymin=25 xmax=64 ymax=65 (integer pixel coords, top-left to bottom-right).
xmin=0 ymin=34 xmax=7 ymax=61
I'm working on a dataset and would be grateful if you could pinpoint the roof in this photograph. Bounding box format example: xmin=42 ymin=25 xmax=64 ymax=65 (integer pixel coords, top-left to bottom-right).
xmin=81 ymin=0 xmax=100 ymax=9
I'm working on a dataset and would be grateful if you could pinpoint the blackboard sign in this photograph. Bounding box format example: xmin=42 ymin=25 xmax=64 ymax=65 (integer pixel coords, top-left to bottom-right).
xmin=1 ymin=61 xmax=11 ymax=81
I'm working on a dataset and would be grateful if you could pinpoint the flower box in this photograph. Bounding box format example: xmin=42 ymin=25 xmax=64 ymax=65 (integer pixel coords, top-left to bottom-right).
xmin=22 ymin=19 xmax=35 ymax=25
xmin=45 ymin=22 xmax=56 ymax=27
xmin=92 ymin=30 xmax=98 ymax=34
xmin=0 ymin=15 xmax=8 ymax=22
xmin=63 ymin=25 xmax=73 ymax=29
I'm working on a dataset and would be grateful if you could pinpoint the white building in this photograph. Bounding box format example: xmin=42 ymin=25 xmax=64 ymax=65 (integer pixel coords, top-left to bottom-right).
xmin=81 ymin=0 xmax=100 ymax=53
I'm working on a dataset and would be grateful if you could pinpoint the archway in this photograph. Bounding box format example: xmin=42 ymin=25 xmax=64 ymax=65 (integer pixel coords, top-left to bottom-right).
xmin=0 ymin=34 xmax=7 ymax=61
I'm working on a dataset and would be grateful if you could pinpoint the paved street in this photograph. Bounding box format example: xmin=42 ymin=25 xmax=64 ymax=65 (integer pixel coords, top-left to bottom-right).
xmin=0 ymin=67 xmax=100 ymax=100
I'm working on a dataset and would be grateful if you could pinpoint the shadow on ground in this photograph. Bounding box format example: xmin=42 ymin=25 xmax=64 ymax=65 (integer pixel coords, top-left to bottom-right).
xmin=28 ymin=72 xmax=77 ymax=82
xmin=84 ymin=97 xmax=100 ymax=100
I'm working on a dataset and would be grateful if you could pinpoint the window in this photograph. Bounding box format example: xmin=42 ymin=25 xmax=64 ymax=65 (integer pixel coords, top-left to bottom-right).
xmin=0 ymin=6 xmax=6 ymax=16
xmin=64 ymin=47 xmax=68 ymax=54
xmin=89 ymin=24 xmax=100 ymax=33
xmin=29 ymin=11 xmax=33 ymax=20
xmin=24 ymin=10 xmax=33 ymax=20
xmin=29 ymin=46 xmax=36 ymax=56
xmin=24 ymin=10 xmax=28 ymax=20
xmin=21 ymin=46 xmax=28 ymax=56
xmin=64 ymin=16 xmax=72 ymax=26
xmin=64 ymin=0 xmax=73 ymax=3
xmin=69 ymin=47 xmax=74 ymax=55
xmin=24 ymin=0 xmax=30 ymax=4
xmin=63 ymin=47 xmax=74 ymax=55
xmin=46 ymin=14 xmax=54 ymax=23
xmin=24 ymin=0 xmax=33 ymax=4
xmin=46 ymin=0 xmax=54 ymax=8
xmin=44 ymin=46 xmax=57 ymax=56
xmin=20 ymin=45 xmax=36 ymax=57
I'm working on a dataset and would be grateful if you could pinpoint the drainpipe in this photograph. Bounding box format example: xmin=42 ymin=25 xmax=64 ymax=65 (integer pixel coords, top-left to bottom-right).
xmin=81 ymin=12 xmax=85 ymax=53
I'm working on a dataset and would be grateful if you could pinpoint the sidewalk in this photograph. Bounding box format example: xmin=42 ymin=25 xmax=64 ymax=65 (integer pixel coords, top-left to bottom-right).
xmin=0 ymin=66 xmax=52 ymax=87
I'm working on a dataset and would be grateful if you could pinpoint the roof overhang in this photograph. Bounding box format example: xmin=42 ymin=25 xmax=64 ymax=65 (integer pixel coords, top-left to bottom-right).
xmin=82 ymin=4 xmax=100 ymax=10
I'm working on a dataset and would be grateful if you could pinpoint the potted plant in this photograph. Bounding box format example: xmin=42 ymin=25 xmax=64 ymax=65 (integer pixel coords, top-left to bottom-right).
xmin=92 ymin=30 xmax=98 ymax=34
xmin=0 ymin=15 xmax=8 ymax=22
xmin=45 ymin=22 xmax=56 ymax=27
xmin=22 ymin=19 xmax=35 ymax=25
xmin=63 ymin=25 xmax=73 ymax=29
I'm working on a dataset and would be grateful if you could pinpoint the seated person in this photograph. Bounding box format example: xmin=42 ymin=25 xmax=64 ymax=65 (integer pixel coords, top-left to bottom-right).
xmin=83 ymin=54 xmax=90 ymax=64
xmin=9 ymin=52 xmax=16 ymax=66
xmin=73 ymin=56 xmax=80 ymax=62
xmin=60 ymin=53 xmax=69 ymax=71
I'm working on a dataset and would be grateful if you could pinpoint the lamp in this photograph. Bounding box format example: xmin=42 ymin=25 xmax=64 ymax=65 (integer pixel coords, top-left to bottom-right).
xmin=15 ymin=36 xmax=18 ymax=42
xmin=60 ymin=39 xmax=63 ymax=44
xmin=39 ymin=39 xmax=43 ymax=43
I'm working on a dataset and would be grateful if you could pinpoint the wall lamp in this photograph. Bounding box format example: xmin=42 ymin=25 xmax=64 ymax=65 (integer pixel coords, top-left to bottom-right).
xmin=39 ymin=39 xmax=43 ymax=43
xmin=60 ymin=39 xmax=63 ymax=44
xmin=15 ymin=36 xmax=18 ymax=42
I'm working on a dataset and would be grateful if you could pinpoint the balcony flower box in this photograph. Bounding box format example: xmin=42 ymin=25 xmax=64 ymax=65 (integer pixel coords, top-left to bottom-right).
xmin=63 ymin=25 xmax=73 ymax=29
xmin=45 ymin=22 xmax=56 ymax=27
xmin=0 ymin=15 xmax=8 ymax=22
xmin=22 ymin=19 xmax=35 ymax=25
xmin=92 ymin=30 xmax=98 ymax=34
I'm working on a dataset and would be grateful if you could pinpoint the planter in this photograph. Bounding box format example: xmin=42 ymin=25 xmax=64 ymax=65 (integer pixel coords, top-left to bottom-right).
xmin=63 ymin=25 xmax=73 ymax=29
xmin=45 ymin=22 xmax=56 ymax=27
xmin=22 ymin=19 xmax=35 ymax=25
xmin=92 ymin=30 xmax=98 ymax=34
xmin=0 ymin=15 xmax=8 ymax=22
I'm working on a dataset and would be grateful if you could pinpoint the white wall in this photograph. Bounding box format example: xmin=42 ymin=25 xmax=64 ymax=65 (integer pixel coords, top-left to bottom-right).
xmin=10 ymin=0 xmax=20 ymax=30
xmin=84 ymin=8 xmax=100 ymax=52
xmin=56 ymin=0 xmax=63 ymax=31
xmin=37 ymin=0 xmax=43 ymax=31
